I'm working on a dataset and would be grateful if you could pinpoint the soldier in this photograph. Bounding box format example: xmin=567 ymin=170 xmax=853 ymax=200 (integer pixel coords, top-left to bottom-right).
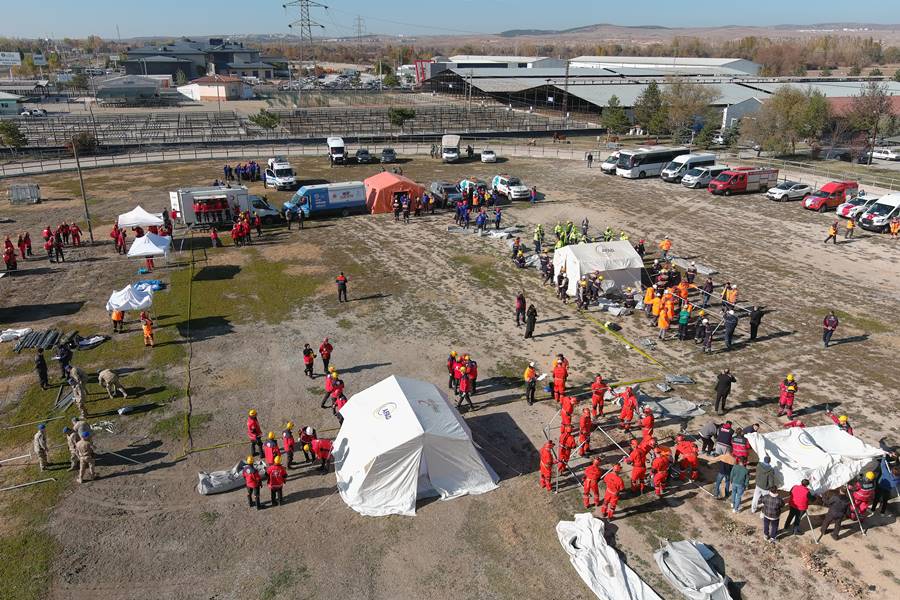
xmin=63 ymin=426 xmax=79 ymax=471
xmin=70 ymin=371 xmax=88 ymax=419
xmin=98 ymin=369 xmax=128 ymax=399
xmin=33 ymin=424 xmax=49 ymax=471
xmin=34 ymin=350 xmax=48 ymax=390
xmin=75 ymin=431 xmax=96 ymax=483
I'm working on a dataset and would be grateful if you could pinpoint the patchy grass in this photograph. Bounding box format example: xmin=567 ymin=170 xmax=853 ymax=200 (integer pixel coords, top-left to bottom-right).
xmin=628 ymin=509 xmax=687 ymax=550
xmin=336 ymin=318 xmax=353 ymax=330
xmin=453 ymin=254 xmax=502 ymax=289
xmin=151 ymin=411 xmax=212 ymax=440
xmin=830 ymin=309 xmax=892 ymax=335
xmin=200 ymin=510 xmax=220 ymax=526
xmin=259 ymin=566 xmax=310 ymax=600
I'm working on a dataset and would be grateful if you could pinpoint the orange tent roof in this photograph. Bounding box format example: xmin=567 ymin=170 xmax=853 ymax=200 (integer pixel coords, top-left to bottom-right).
xmin=363 ymin=172 xmax=425 ymax=215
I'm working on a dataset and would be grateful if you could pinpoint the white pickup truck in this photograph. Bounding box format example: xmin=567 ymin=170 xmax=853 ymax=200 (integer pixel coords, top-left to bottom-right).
xmin=491 ymin=174 xmax=530 ymax=201
xmin=264 ymin=157 xmax=298 ymax=190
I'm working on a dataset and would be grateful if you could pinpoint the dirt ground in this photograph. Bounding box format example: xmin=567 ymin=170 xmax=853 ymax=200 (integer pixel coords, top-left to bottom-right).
xmin=1 ymin=153 xmax=898 ymax=600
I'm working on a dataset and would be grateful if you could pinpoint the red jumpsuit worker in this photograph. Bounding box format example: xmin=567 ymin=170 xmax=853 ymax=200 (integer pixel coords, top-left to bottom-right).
xmin=319 ymin=338 xmax=333 ymax=373
xmin=552 ymin=359 xmax=568 ymax=403
xmin=560 ymin=405 xmax=573 ymax=435
xmin=639 ymin=407 xmax=655 ymax=441
xmin=312 ymin=437 xmax=334 ymax=472
xmin=778 ymin=384 xmax=797 ymax=418
xmin=673 ymin=434 xmax=699 ymax=480
xmin=266 ymin=456 xmax=287 ymax=507
xmin=446 ymin=351 xmax=458 ymax=390
xmin=626 ymin=439 xmax=648 ymax=493
xmin=247 ymin=409 xmax=263 ymax=456
xmin=829 ymin=412 xmax=854 ymax=436
xmin=282 ymin=423 xmax=296 ymax=468
xmin=582 ymin=458 xmax=602 ymax=508
xmin=578 ymin=408 xmax=593 ymax=456
xmin=539 ymin=440 xmax=555 ymax=491
xmin=263 ymin=432 xmax=281 ymax=466
xmin=590 ymin=375 xmax=608 ymax=418
xmin=619 ymin=387 xmax=638 ymax=431
xmin=558 ymin=425 xmax=576 ymax=472
xmin=600 ymin=464 xmax=625 ymax=519
xmin=466 ymin=357 xmax=478 ymax=394
xmin=851 ymin=472 xmax=877 ymax=517
xmin=299 ymin=426 xmax=316 ymax=462
xmin=242 ymin=456 xmax=262 ymax=509
xmin=651 ymin=448 xmax=671 ymax=497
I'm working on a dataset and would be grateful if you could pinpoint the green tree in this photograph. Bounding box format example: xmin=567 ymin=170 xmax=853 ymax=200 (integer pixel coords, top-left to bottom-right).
xmin=894 ymin=68 xmax=900 ymax=82
xmin=387 ymin=107 xmax=415 ymax=130
xmin=0 ymin=121 xmax=27 ymax=150
xmin=820 ymin=67 xmax=832 ymax=77
xmin=663 ymin=78 xmax=721 ymax=134
xmin=633 ymin=81 xmax=668 ymax=135
xmin=869 ymin=68 xmax=883 ymax=77
xmin=382 ymin=72 xmax=400 ymax=87
xmin=601 ymin=95 xmax=629 ymax=135
xmin=694 ymin=119 xmax=718 ymax=148
xmin=175 ymin=69 xmax=188 ymax=86
xmin=248 ymin=109 xmax=280 ymax=130
xmin=848 ymin=65 xmax=862 ymax=76
xmin=66 ymin=132 xmax=98 ymax=156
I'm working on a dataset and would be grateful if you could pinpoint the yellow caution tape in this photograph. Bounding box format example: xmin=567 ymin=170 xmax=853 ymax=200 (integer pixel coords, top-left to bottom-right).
xmin=581 ymin=311 xmax=669 ymax=370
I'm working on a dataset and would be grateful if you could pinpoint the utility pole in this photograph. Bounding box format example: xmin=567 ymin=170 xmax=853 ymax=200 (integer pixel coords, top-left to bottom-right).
xmin=284 ymin=0 xmax=326 ymax=76
xmin=70 ymin=137 xmax=94 ymax=244
xmin=562 ymin=59 xmax=570 ymax=126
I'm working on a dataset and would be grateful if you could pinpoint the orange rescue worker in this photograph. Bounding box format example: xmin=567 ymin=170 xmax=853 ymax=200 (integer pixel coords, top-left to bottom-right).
xmin=643 ymin=285 xmax=655 ymax=309
xmin=247 ymin=409 xmax=263 ymax=456
xmin=590 ymin=375 xmax=608 ymax=418
xmin=658 ymin=236 xmax=673 ymax=260
xmin=266 ymin=455 xmax=287 ymax=507
xmin=651 ymin=293 xmax=663 ymax=319
xmin=600 ymin=464 xmax=626 ymax=519
xmin=578 ymin=408 xmax=593 ymax=456
xmin=582 ymin=458 xmax=602 ymax=508
xmin=523 ymin=362 xmax=538 ymax=405
xmin=673 ymin=434 xmax=699 ymax=480
xmin=619 ymin=386 xmax=638 ymax=431
xmin=639 ymin=407 xmax=655 ymax=441
xmin=552 ymin=358 xmax=568 ymax=403
xmin=558 ymin=424 xmax=576 ymax=472
xmin=242 ymin=456 xmax=262 ymax=509
xmin=263 ymin=431 xmax=281 ymax=466
xmin=626 ymin=439 xmax=648 ymax=494
xmin=141 ymin=315 xmax=154 ymax=347
xmin=539 ymin=440 xmax=555 ymax=491
xmin=890 ymin=216 xmax=900 ymax=238
xmin=561 ymin=394 xmax=577 ymax=419
xmin=651 ymin=448 xmax=671 ymax=496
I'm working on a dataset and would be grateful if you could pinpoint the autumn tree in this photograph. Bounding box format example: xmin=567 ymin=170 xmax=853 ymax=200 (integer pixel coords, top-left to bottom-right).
xmin=743 ymin=86 xmax=831 ymax=155
xmin=663 ymin=78 xmax=721 ymax=134
xmin=846 ymin=82 xmax=894 ymax=164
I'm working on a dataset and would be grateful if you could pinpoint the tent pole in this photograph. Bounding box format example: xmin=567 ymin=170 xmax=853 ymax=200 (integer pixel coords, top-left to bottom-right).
xmin=804 ymin=511 xmax=819 ymax=544
xmin=845 ymin=488 xmax=867 ymax=536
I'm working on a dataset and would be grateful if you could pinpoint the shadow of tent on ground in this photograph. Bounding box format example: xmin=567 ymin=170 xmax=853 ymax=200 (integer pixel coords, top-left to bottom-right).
xmin=192 ymin=265 xmax=240 ymax=281
xmin=175 ymin=315 xmax=234 ymax=341
xmin=466 ymin=411 xmax=539 ymax=481
xmin=0 ymin=301 xmax=85 ymax=325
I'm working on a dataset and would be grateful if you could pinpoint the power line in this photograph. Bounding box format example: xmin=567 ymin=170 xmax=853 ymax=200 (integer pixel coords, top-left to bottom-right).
xmin=327 ymin=6 xmax=492 ymax=35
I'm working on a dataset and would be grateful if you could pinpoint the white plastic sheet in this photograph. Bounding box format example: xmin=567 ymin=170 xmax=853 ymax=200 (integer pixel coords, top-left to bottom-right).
xmin=105 ymin=285 xmax=153 ymax=312
xmin=557 ymin=513 xmax=663 ymax=600
xmin=197 ymin=459 xmax=267 ymax=495
xmin=654 ymin=540 xmax=732 ymax=600
xmin=0 ymin=328 xmax=31 ymax=343
xmin=746 ymin=425 xmax=885 ymax=494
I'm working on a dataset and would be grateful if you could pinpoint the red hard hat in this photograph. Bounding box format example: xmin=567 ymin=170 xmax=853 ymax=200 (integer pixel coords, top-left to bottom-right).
xmin=613 ymin=464 xmax=622 ymax=471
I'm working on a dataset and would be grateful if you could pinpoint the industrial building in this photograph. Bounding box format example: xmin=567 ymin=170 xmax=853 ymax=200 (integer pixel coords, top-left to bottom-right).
xmin=95 ymin=75 xmax=182 ymax=106
xmin=0 ymin=91 xmax=22 ymax=115
xmin=568 ymin=56 xmax=761 ymax=75
xmin=124 ymin=38 xmax=275 ymax=80
xmin=177 ymin=74 xmax=250 ymax=103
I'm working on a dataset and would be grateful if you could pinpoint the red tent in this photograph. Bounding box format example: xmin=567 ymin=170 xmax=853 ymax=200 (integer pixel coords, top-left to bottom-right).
xmin=363 ymin=172 xmax=425 ymax=215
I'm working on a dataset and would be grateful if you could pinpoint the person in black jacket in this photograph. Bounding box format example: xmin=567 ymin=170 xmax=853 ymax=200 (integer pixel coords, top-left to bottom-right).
xmin=714 ymin=369 xmax=736 ymax=415
xmin=524 ymin=304 xmax=537 ymax=340
xmin=34 ymin=350 xmax=48 ymax=389
xmin=819 ymin=490 xmax=851 ymax=540
xmin=749 ymin=306 xmax=764 ymax=341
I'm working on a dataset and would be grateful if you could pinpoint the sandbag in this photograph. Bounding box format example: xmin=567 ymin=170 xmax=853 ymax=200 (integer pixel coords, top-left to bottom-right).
xmin=77 ymin=335 xmax=108 ymax=350
xmin=197 ymin=459 xmax=268 ymax=495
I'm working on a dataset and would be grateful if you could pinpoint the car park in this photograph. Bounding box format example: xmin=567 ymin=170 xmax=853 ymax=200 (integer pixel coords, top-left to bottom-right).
xmin=481 ymin=149 xmax=497 ymax=163
xmin=836 ymin=192 xmax=879 ymax=219
xmin=660 ymin=153 xmax=716 ymax=183
xmin=380 ymin=148 xmax=397 ymax=163
xmin=458 ymin=178 xmax=489 ymax=197
xmin=681 ymin=165 xmax=729 ymax=189
xmin=765 ymin=181 xmax=813 ymax=202
xmin=802 ymin=181 xmax=858 ymax=212
xmin=19 ymin=108 xmax=46 ymax=117
xmin=429 ymin=181 xmax=462 ymax=209
xmin=355 ymin=149 xmax=373 ymax=164
xmin=859 ymin=193 xmax=900 ymax=232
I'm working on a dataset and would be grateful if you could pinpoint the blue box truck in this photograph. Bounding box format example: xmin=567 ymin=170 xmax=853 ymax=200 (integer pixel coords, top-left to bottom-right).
xmin=283 ymin=181 xmax=367 ymax=218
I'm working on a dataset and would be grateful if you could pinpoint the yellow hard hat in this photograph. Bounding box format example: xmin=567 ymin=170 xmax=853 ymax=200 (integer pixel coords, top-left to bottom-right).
xmin=328 ymin=366 xmax=336 ymax=373
xmin=331 ymin=372 xmax=339 ymax=379
xmin=865 ymin=471 xmax=875 ymax=480
xmin=246 ymin=455 xmax=254 ymax=464
xmin=303 ymin=444 xmax=311 ymax=452
xmin=267 ymin=431 xmax=276 ymax=440
xmin=450 ymin=351 xmax=457 ymax=357
xmin=459 ymin=367 xmax=467 ymax=374
xmin=839 ymin=415 xmax=848 ymax=423
xmin=274 ymin=455 xmax=282 ymax=465
xmin=787 ymin=386 xmax=796 ymax=392
xmin=463 ymin=354 xmax=469 ymax=360
xmin=248 ymin=409 xmax=257 ymax=417
xmin=786 ymin=374 xmax=794 ymax=381
xmin=286 ymin=421 xmax=294 ymax=429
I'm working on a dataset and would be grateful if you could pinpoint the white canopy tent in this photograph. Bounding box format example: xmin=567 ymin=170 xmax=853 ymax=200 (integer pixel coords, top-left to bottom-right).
xmin=333 ymin=375 xmax=499 ymax=517
xmin=746 ymin=425 xmax=885 ymax=494
xmin=553 ymin=241 xmax=643 ymax=297
xmin=127 ymin=233 xmax=171 ymax=258
xmin=118 ymin=206 xmax=164 ymax=228
xmin=105 ymin=284 xmax=153 ymax=312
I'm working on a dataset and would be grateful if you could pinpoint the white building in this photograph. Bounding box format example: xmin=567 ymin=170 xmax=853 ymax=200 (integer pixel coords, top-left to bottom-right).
xmin=177 ymin=74 xmax=251 ymax=102
xmin=569 ymin=56 xmax=761 ymax=76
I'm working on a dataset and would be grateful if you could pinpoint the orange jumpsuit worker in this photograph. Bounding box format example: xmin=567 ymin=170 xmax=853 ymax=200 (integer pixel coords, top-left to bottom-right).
xmin=582 ymin=458 xmax=602 ymax=508
xmin=626 ymin=439 xmax=648 ymax=494
xmin=578 ymin=408 xmax=593 ymax=457
xmin=590 ymin=375 xmax=608 ymax=418
xmin=657 ymin=308 xmax=671 ymax=340
xmin=619 ymin=387 xmax=638 ymax=431
xmin=643 ymin=286 xmax=655 ymax=309
xmin=673 ymin=434 xmax=699 ymax=480
xmin=539 ymin=440 xmax=555 ymax=491
xmin=658 ymin=237 xmax=673 ymax=260
xmin=552 ymin=359 xmax=568 ymax=403
xmin=639 ymin=407 xmax=655 ymax=441
xmin=600 ymin=464 xmax=626 ymax=519
xmin=141 ymin=315 xmax=154 ymax=347
xmin=558 ymin=425 xmax=576 ymax=472
xmin=651 ymin=448 xmax=671 ymax=497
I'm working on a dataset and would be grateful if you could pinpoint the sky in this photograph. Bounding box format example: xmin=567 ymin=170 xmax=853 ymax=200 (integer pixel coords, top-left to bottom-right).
xmin=1 ymin=0 xmax=898 ymax=39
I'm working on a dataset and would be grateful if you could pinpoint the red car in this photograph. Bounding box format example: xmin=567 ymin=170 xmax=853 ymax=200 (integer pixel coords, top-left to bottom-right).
xmin=802 ymin=181 xmax=859 ymax=212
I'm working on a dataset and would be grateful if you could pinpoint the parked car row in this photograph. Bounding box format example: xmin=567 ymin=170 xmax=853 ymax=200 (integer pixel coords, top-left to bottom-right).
xmin=427 ymin=173 xmax=531 ymax=208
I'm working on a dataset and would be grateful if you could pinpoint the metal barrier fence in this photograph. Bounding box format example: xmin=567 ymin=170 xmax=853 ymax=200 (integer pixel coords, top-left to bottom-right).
xmin=737 ymin=153 xmax=900 ymax=192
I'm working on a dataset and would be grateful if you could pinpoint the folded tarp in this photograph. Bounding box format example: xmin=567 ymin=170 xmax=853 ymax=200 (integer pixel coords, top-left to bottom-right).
xmin=654 ymin=540 xmax=732 ymax=600
xmin=671 ymin=258 xmax=717 ymax=276
xmin=636 ymin=390 xmax=706 ymax=419
xmin=105 ymin=284 xmax=153 ymax=312
xmin=746 ymin=425 xmax=885 ymax=494
xmin=127 ymin=233 xmax=170 ymax=258
xmin=77 ymin=335 xmax=108 ymax=350
xmin=118 ymin=206 xmax=164 ymax=228
xmin=557 ymin=513 xmax=664 ymax=600
xmin=0 ymin=328 xmax=32 ymax=343
xmin=197 ymin=459 xmax=268 ymax=495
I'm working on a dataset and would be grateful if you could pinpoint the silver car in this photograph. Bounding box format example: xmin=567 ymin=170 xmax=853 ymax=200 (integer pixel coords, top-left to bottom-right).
xmin=766 ymin=181 xmax=812 ymax=202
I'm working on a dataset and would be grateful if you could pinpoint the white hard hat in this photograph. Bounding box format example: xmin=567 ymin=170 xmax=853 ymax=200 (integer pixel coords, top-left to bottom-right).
xmin=728 ymin=310 xmax=735 ymax=315
xmin=702 ymin=318 xmax=709 ymax=324
xmin=529 ymin=361 xmax=535 ymax=367
xmin=305 ymin=426 xmax=313 ymax=435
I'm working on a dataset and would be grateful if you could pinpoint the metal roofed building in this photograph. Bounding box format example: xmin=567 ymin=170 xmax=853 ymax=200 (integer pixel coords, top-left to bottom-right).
xmin=124 ymin=55 xmax=195 ymax=78
xmin=0 ymin=91 xmax=22 ymax=115
xmin=570 ymin=56 xmax=761 ymax=75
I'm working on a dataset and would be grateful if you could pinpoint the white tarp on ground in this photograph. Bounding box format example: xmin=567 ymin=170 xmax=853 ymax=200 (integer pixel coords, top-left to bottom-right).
xmin=654 ymin=540 xmax=732 ymax=600
xmin=557 ymin=513 xmax=664 ymax=600
xmin=553 ymin=241 xmax=643 ymax=297
xmin=117 ymin=206 xmax=164 ymax=228
xmin=746 ymin=425 xmax=885 ymax=494
xmin=333 ymin=375 xmax=499 ymax=517
xmin=671 ymin=258 xmax=717 ymax=276
xmin=0 ymin=328 xmax=32 ymax=343
xmin=197 ymin=458 xmax=268 ymax=495
xmin=105 ymin=284 xmax=153 ymax=312
xmin=127 ymin=233 xmax=170 ymax=258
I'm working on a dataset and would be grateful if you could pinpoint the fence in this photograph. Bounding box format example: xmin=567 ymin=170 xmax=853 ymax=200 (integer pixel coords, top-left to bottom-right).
xmin=737 ymin=153 xmax=900 ymax=193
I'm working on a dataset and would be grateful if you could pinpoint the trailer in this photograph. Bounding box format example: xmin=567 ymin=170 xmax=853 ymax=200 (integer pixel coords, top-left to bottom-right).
xmin=169 ymin=186 xmax=282 ymax=227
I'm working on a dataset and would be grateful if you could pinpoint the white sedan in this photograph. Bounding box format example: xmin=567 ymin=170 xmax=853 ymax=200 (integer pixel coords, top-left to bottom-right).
xmin=480 ymin=149 xmax=497 ymax=163
xmin=871 ymin=147 xmax=900 ymax=161
xmin=765 ymin=181 xmax=812 ymax=202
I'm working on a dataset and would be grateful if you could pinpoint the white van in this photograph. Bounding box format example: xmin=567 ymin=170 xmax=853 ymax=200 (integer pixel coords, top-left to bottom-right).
xmin=327 ymin=137 xmax=346 ymax=165
xmin=859 ymin=193 xmax=900 ymax=232
xmin=600 ymin=151 xmax=620 ymax=174
xmin=681 ymin=164 xmax=729 ymax=189
xmin=661 ymin=153 xmax=716 ymax=183
xmin=264 ymin=157 xmax=297 ymax=190
xmin=441 ymin=134 xmax=461 ymax=163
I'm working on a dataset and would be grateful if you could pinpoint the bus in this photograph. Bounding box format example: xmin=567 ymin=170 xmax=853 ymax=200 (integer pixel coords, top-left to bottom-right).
xmin=616 ymin=146 xmax=689 ymax=179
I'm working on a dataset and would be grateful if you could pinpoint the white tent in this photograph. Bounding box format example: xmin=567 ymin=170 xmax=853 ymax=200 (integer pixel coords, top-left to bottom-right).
xmin=553 ymin=241 xmax=643 ymax=297
xmin=746 ymin=425 xmax=885 ymax=494
xmin=127 ymin=233 xmax=171 ymax=258
xmin=105 ymin=284 xmax=153 ymax=312
xmin=333 ymin=375 xmax=498 ymax=517
xmin=117 ymin=206 xmax=164 ymax=228
xmin=557 ymin=513 xmax=663 ymax=600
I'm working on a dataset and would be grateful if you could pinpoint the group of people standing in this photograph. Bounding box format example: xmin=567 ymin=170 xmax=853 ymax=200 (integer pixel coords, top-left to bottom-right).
xmin=222 ymin=161 xmax=261 ymax=183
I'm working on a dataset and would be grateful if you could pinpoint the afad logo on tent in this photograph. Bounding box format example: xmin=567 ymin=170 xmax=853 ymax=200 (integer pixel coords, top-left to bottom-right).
xmin=374 ymin=402 xmax=398 ymax=420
